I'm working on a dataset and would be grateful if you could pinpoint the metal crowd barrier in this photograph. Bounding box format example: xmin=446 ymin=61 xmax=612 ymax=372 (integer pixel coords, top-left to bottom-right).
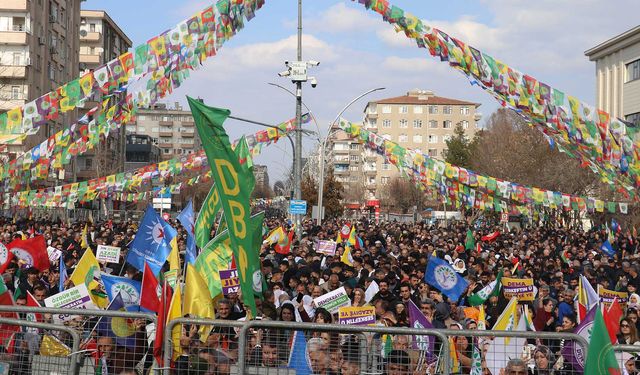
xmin=0 ymin=317 xmax=81 ymax=375
xmin=613 ymin=344 xmax=640 ymax=373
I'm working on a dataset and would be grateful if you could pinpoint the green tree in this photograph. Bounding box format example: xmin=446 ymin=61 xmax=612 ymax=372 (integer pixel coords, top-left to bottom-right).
xmin=301 ymin=169 xmax=344 ymax=219
xmin=442 ymin=123 xmax=478 ymax=169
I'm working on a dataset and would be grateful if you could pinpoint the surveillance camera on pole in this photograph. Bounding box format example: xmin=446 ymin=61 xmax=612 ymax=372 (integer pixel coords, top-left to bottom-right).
xmin=309 ymin=77 xmax=318 ymax=88
xmin=307 ymin=60 xmax=320 ymax=67
xmin=278 ymin=70 xmax=291 ymax=77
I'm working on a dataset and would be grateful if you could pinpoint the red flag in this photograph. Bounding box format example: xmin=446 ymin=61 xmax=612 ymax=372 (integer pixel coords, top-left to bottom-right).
xmin=0 ymin=280 xmax=19 ymax=347
xmin=481 ymin=231 xmax=500 ymax=242
xmin=0 ymin=243 xmax=14 ymax=274
xmin=476 ymin=242 xmax=482 ymax=254
xmin=604 ymin=297 xmax=623 ymax=344
xmin=339 ymin=223 xmax=351 ymax=242
xmin=140 ymin=262 xmax=161 ymax=313
xmin=274 ymin=230 xmax=294 ymax=255
xmin=25 ymin=291 xmax=43 ymax=322
xmin=7 ymin=236 xmax=49 ymax=271
xmin=153 ymin=280 xmax=172 ymax=365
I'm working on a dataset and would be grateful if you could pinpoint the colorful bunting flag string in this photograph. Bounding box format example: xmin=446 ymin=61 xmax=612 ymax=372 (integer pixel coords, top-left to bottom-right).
xmin=339 ymin=119 xmax=630 ymax=215
xmin=7 ymin=114 xmax=304 ymax=209
xmin=353 ymin=0 xmax=639 ymax=198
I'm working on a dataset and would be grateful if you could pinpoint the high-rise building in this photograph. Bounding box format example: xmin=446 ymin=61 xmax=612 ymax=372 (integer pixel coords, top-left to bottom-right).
xmin=0 ymin=0 xmax=81 ymax=155
xmin=126 ymin=102 xmax=200 ymax=160
xmin=253 ymin=164 xmax=270 ymax=192
xmin=74 ymin=9 xmax=132 ymax=181
xmin=585 ymin=25 xmax=640 ymax=128
xmin=329 ymin=89 xmax=480 ymax=203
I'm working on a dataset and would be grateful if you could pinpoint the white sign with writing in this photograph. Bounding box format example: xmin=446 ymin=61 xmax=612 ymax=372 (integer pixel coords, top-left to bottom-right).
xmin=313 ymin=286 xmax=351 ymax=314
xmin=44 ymin=284 xmax=97 ymax=322
xmin=96 ymin=245 xmax=121 ymax=263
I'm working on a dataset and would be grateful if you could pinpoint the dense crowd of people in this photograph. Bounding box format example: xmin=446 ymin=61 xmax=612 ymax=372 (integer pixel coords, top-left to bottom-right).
xmin=0 ymin=215 xmax=638 ymax=374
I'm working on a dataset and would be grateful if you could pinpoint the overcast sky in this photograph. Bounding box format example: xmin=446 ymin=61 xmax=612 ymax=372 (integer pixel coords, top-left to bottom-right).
xmin=82 ymin=0 xmax=639 ymax=184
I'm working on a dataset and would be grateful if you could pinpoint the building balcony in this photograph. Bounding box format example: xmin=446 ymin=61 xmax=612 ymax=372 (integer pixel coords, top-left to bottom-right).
xmin=181 ymin=132 xmax=194 ymax=138
xmin=333 ymin=148 xmax=349 ymax=153
xmin=81 ymin=31 xmax=101 ymax=42
xmin=80 ymin=53 xmax=101 ymax=65
xmin=159 ymin=131 xmax=173 ymax=137
xmin=364 ymin=153 xmax=378 ymax=160
xmin=182 ymin=143 xmax=194 ymax=148
xmin=182 ymin=121 xmax=194 ymax=127
xmin=366 ymin=113 xmax=378 ymax=119
xmin=2 ymin=0 xmax=28 ymax=10
xmin=0 ymin=65 xmax=27 ymax=78
xmin=159 ymin=120 xmax=174 ymax=126
xmin=0 ymin=31 xmax=28 ymax=45
xmin=158 ymin=143 xmax=173 ymax=149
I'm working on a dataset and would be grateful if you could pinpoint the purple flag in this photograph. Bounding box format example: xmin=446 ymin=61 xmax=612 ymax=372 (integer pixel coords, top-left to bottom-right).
xmin=407 ymin=300 xmax=436 ymax=362
xmin=561 ymin=306 xmax=596 ymax=372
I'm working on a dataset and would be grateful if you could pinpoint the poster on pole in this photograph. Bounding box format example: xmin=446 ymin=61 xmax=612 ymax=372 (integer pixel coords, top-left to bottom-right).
xmin=96 ymin=245 xmax=121 ymax=263
xmin=313 ymin=286 xmax=351 ymax=314
xmin=316 ymin=240 xmax=337 ymax=256
xmin=338 ymin=306 xmax=375 ymax=325
xmin=220 ymin=269 xmax=240 ymax=295
xmin=502 ymin=277 xmax=535 ymax=301
xmin=44 ymin=284 xmax=97 ymax=322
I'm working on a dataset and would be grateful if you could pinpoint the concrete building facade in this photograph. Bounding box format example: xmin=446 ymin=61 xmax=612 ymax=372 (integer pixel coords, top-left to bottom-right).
xmin=0 ymin=0 xmax=81 ymax=155
xmin=125 ymin=102 xmax=200 ymax=161
xmin=585 ymin=25 xmax=640 ymax=127
xmin=329 ymin=89 xmax=480 ymax=204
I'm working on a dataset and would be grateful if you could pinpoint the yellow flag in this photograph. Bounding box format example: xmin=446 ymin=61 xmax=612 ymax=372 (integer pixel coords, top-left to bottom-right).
xmin=168 ymin=239 xmax=180 ymax=272
xmin=264 ymin=226 xmax=284 ymax=245
xmin=167 ymin=283 xmax=183 ymax=360
xmin=341 ymin=245 xmax=354 ymax=266
xmin=80 ymin=224 xmax=89 ymax=249
xmin=40 ymin=335 xmax=71 ymax=357
xmin=70 ymin=248 xmax=100 ymax=290
xmin=184 ymin=264 xmax=214 ymax=341
xmin=492 ymin=297 xmax=518 ymax=331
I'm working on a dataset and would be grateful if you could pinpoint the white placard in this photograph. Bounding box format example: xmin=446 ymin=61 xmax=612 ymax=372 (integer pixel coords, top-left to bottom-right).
xmin=365 ymin=280 xmax=379 ymax=303
xmin=313 ymin=286 xmax=351 ymax=314
xmin=96 ymin=245 xmax=121 ymax=263
xmin=44 ymin=284 xmax=97 ymax=322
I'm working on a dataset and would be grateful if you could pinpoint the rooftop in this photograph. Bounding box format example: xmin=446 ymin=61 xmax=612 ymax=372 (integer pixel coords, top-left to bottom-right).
xmin=584 ymin=25 xmax=640 ymax=60
xmin=370 ymin=89 xmax=480 ymax=107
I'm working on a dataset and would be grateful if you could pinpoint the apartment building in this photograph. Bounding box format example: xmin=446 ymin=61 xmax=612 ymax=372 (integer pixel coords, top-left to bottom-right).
xmin=253 ymin=164 xmax=270 ymax=192
xmin=0 ymin=0 xmax=81 ymax=155
xmin=74 ymin=9 xmax=131 ymax=180
xmin=125 ymin=102 xmax=200 ymax=160
xmin=585 ymin=25 xmax=640 ymax=128
xmin=352 ymin=89 xmax=481 ymax=200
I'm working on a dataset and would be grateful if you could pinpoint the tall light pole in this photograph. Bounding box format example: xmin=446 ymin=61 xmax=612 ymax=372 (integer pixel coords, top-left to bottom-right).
xmin=277 ymin=0 xmax=319 ymax=239
xmin=316 ymin=87 xmax=385 ymax=226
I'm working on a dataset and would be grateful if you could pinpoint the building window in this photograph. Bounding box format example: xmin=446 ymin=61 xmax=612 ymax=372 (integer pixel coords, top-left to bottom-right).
xmin=90 ymin=23 xmax=96 ymax=32
xmin=349 ymin=165 xmax=358 ymax=171
xmin=399 ymin=134 xmax=408 ymax=143
xmin=381 ymin=134 xmax=391 ymax=140
xmin=443 ymin=120 xmax=452 ymax=129
xmin=368 ymin=118 xmax=377 ymax=127
xmin=428 ymin=105 xmax=438 ymax=114
xmin=13 ymin=53 xmax=22 ymax=66
xmin=428 ymin=148 xmax=438 ymax=157
xmin=382 ymin=163 xmax=391 ymax=171
xmin=413 ymin=119 xmax=422 ymax=129
xmin=367 ymin=106 xmax=377 ymax=115
xmin=349 ymin=143 xmax=359 ymax=150
xmin=85 ymin=158 xmax=92 ymax=168
xmin=413 ymin=135 xmax=423 ymax=143
xmin=350 ymin=155 xmax=359 ymax=162
xmin=399 ymin=119 xmax=408 ymax=128
xmin=460 ymin=106 xmax=470 ymax=115
xmin=626 ymin=112 xmax=640 ymax=127
xmin=429 ymin=120 xmax=438 ymax=129
xmin=627 ymin=59 xmax=640 ymax=82
xmin=443 ymin=106 xmax=452 ymax=115
xmin=461 ymin=120 xmax=469 ymax=129
xmin=443 ymin=135 xmax=452 ymax=143
xmin=381 ymin=176 xmax=390 ymax=184
xmin=428 ymin=135 xmax=438 ymax=143
xmin=413 ymin=105 xmax=423 ymax=114
xmin=48 ymin=62 xmax=55 ymax=80
xmin=382 ymin=119 xmax=391 ymax=128
xmin=163 ymin=149 xmax=170 ymax=154
xmin=382 ymin=105 xmax=392 ymax=114
xmin=399 ymin=105 xmax=408 ymax=114
xmin=11 ymin=86 xmax=21 ymax=99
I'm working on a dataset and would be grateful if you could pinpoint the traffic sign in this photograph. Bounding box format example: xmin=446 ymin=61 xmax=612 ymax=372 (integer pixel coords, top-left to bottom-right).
xmin=290 ymin=199 xmax=307 ymax=214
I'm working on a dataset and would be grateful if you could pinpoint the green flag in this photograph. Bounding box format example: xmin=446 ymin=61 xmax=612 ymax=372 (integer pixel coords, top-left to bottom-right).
xmin=585 ymin=307 xmax=620 ymax=375
xmin=467 ymin=269 xmax=503 ymax=306
xmin=188 ymin=97 xmax=259 ymax=317
xmin=465 ymin=229 xmax=475 ymax=251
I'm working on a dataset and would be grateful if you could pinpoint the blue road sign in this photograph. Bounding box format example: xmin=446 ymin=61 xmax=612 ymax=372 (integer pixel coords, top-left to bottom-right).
xmin=289 ymin=199 xmax=307 ymax=214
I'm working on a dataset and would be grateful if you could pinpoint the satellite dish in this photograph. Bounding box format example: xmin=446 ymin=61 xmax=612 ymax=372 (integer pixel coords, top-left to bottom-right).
xmin=79 ymin=29 xmax=87 ymax=37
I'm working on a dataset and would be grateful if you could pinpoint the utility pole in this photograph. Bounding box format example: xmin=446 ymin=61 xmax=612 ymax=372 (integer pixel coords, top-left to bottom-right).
xmin=294 ymin=0 xmax=303 ymax=239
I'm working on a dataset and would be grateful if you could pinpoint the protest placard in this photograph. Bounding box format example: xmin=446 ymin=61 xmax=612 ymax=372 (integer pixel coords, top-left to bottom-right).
xmin=314 ymin=287 xmax=351 ymax=314
xmin=96 ymin=245 xmax=121 ymax=263
xmin=220 ymin=269 xmax=240 ymax=295
xmin=338 ymin=306 xmax=375 ymax=325
xmin=44 ymin=284 xmax=97 ymax=322
xmin=502 ymin=277 xmax=535 ymax=301
xmin=598 ymin=286 xmax=628 ymax=308
xmin=316 ymin=240 xmax=337 ymax=256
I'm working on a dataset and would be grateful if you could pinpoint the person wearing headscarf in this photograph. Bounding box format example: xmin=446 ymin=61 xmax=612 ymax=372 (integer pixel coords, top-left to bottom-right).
xmin=530 ymin=345 xmax=556 ymax=375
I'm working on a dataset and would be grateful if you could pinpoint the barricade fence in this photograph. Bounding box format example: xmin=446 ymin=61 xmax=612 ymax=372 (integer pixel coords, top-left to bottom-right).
xmin=613 ymin=344 xmax=640 ymax=374
xmin=0 ymin=306 xmax=598 ymax=375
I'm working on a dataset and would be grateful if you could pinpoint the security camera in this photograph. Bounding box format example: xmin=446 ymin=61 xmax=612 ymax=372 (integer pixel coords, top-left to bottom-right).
xmin=309 ymin=77 xmax=318 ymax=88
xmin=278 ymin=70 xmax=291 ymax=77
xmin=284 ymin=61 xmax=289 ymax=66
xmin=307 ymin=60 xmax=320 ymax=66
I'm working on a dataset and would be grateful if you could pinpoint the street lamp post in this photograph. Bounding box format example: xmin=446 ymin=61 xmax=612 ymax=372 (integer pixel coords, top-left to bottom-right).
xmin=316 ymin=87 xmax=385 ymax=226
